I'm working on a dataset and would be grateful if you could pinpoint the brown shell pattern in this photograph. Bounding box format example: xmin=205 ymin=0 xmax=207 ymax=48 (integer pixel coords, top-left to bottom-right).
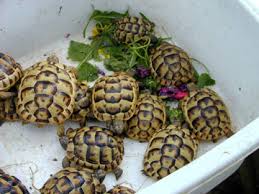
xmin=143 ymin=125 xmax=198 ymax=180
xmin=114 ymin=16 xmax=153 ymax=44
xmin=0 ymin=96 xmax=19 ymax=121
xmin=66 ymin=126 xmax=124 ymax=172
xmin=150 ymin=42 xmax=196 ymax=87
xmin=0 ymin=53 xmax=23 ymax=92
xmin=17 ymin=60 xmax=76 ymax=125
xmin=126 ymin=94 xmax=166 ymax=141
xmin=70 ymin=82 xmax=91 ymax=122
xmin=40 ymin=167 xmax=105 ymax=194
xmin=0 ymin=170 xmax=29 ymax=194
xmin=180 ymin=88 xmax=233 ymax=141
xmin=107 ymin=185 xmax=135 ymax=194
xmin=92 ymin=73 xmax=138 ymax=121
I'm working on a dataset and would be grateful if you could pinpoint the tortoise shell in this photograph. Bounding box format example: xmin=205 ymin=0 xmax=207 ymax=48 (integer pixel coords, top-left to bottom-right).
xmin=0 ymin=96 xmax=19 ymax=121
xmin=92 ymin=72 xmax=138 ymax=122
xmin=0 ymin=53 xmax=23 ymax=92
xmin=180 ymin=88 xmax=233 ymax=141
xmin=17 ymin=57 xmax=77 ymax=125
xmin=40 ymin=167 xmax=105 ymax=194
xmin=107 ymin=185 xmax=135 ymax=194
xmin=0 ymin=169 xmax=29 ymax=194
xmin=126 ymin=93 xmax=166 ymax=141
xmin=64 ymin=126 xmax=124 ymax=174
xmin=150 ymin=42 xmax=196 ymax=87
xmin=143 ymin=125 xmax=198 ymax=180
xmin=70 ymin=81 xmax=91 ymax=125
xmin=114 ymin=16 xmax=154 ymax=44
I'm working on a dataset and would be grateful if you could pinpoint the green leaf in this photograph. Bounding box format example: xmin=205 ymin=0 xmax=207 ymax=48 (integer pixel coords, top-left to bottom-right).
xmin=142 ymin=77 xmax=160 ymax=91
xmin=166 ymin=107 xmax=184 ymax=124
xmin=197 ymin=73 xmax=216 ymax=88
xmin=77 ymin=62 xmax=98 ymax=82
xmin=83 ymin=9 xmax=129 ymax=38
xmin=68 ymin=40 xmax=92 ymax=61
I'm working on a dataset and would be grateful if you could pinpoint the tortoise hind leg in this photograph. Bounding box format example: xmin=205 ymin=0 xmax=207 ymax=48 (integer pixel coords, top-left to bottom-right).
xmin=106 ymin=120 xmax=127 ymax=134
xmin=113 ymin=167 xmax=123 ymax=180
xmin=95 ymin=169 xmax=106 ymax=183
xmin=62 ymin=156 xmax=71 ymax=168
xmin=57 ymin=124 xmax=66 ymax=149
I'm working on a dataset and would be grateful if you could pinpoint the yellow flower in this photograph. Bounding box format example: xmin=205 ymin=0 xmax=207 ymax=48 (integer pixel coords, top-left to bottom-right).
xmin=98 ymin=49 xmax=110 ymax=59
xmin=92 ymin=27 xmax=99 ymax=37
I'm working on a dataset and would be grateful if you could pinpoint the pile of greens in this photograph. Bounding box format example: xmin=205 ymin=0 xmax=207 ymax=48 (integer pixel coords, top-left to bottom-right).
xmin=67 ymin=9 xmax=215 ymax=90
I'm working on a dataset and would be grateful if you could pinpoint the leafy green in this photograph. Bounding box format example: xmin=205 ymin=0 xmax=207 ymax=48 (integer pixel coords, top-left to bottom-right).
xmin=166 ymin=107 xmax=184 ymax=124
xmin=139 ymin=12 xmax=153 ymax=25
xmin=68 ymin=41 xmax=92 ymax=61
xmin=83 ymin=9 xmax=129 ymax=37
xmin=191 ymin=58 xmax=216 ymax=88
xmin=77 ymin=62 xmax=98 ymax=82
xmin=141 ymin=76 xmax=160 ymax=91
xmin=197 ymin=73 xmax=216 ymax=88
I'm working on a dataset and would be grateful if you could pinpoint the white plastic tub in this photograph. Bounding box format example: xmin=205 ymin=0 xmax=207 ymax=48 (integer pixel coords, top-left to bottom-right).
xmin=1 ymin=0 xmax=259 ymax=193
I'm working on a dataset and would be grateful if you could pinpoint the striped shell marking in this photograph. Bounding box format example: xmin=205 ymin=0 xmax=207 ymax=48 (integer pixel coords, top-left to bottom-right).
xmin=17 ymin=60 xmax=77 ymax=125
xmin=65 ymin=126 xmax=124 ymax=173
xmin=107 ymin=185 xmax=135 ymax=194
xmin=150 ymin=42 xmax=196 ymax=87
xmin=40 ymin=168 xmax=105 ymax=194
xmin=92 ymin=73 xmax=138 ymax=121
xmin=0 ymin=96 xmax=19 ymax=121
xmin=114 ymin=16 xmax=153 ymax=44
xmin=126 ymin=94 xmax=166 ymax=141
xmin=0 ymin=53 xmax=23 ymax=92
xmin=0 ymin=170 xmax=29 ymax=194
xmin=180 ymin=88 xmax=233 ymax=141
xmin=71 ymin=81 xmax=91 ymax=122
xmin=143 ymin=125 xmax=198 ymax=180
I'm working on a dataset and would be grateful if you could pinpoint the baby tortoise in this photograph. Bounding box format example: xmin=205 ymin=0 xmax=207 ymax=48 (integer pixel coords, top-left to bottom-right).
xmin=143 ymin=124 xmax=198 ymax=180
xmin=92 ymin=72 xmax=139 ymax=134
xmin=107 ymin=185 xmax=135 ymax=194
xmin=126 ymin=93 xmax=166 ymax=142
xmin=150 ymin=42 xmax=196 ymax=87
xmin=0 ymin=169 xmax=29 ymax=194
xmin=0 ymin=53 xmax=23 ymax=99
xmin=114 ymin=16 xmax=154 ymax=44
xmin=61 ymin=126 xmax=124 ymax=181
xmin=180 ymin=87 xmax=233 ymax=142
xmin=16 ymin=56 xmax=90 ymax=143
xmin=40 ymin=167 xmax=106 ymax=194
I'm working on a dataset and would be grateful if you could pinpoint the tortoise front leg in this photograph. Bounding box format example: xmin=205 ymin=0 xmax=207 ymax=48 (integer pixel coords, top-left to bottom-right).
xmin=57 ymin=124 xmax=67 ymax=149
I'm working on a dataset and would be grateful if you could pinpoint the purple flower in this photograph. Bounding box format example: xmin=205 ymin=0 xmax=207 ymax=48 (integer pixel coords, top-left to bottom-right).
xmin=159 ymin=86 xmax=188 ymax=100
xmin=98 ymin=68 xmax=106 ymax=76
xmin=136 ymin=67 xmax=151 ymax=78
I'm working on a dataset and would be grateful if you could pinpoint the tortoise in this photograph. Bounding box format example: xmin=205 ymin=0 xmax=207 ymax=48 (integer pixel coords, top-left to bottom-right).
xmin=0 ymin=169 xmax=29 ymax=194
xmin=126 ymin=93 xmax=166 ymax=142
xmin=0 ymin=52 xmax=23 ymax=99
xmin=143 ymin=124 xmax=198 ymax=180
xmin=180 ymin=87 xmax=233 ymax=142
xmin=70 ymin=81 xmax=91 ymax=126
xmin=0 ymin=95 xmax=19 ymax=122
xmin=114 ymin=16 xmax=154 ymax=44
xmin=92 ymin=72 xmax=139 ymax=134
xmin=150 ymin=42 xmax=196 ymax=87
xmin=107 ymin=185 xmax=135 ymax=194
xmin=40 ymin=167 xmax=106 ymax=194
xmin=61 ymin=126 xmax=124 ymax=181
xmin=16 ymin=55 xmax=90 ymax=140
